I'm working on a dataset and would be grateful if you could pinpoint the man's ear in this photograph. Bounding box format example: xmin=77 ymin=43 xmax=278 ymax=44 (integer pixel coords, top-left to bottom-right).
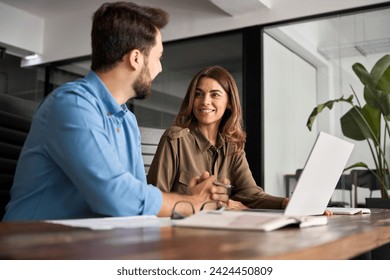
xmin=128 ymin=49 xmax=143 ymax=70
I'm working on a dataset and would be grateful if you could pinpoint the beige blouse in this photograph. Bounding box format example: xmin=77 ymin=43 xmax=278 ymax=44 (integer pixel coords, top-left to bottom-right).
xmin=147 ymin=126 xmax=285 ymax=209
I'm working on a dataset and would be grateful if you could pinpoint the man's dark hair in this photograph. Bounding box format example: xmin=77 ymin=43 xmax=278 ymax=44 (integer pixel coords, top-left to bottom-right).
xmin=91 ymin=1 xmax=169 ymax=72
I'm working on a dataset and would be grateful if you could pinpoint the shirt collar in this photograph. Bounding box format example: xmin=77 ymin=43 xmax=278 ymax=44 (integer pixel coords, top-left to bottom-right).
xmin=192 ymin=128 xmax=227 ymax=156
xmin=85 ymin=71 xmax=127 ymax=117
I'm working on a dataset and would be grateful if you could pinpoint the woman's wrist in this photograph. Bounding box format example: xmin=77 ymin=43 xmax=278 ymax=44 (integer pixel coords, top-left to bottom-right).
xmin=281 ymin=198 xmax=289 ymax=209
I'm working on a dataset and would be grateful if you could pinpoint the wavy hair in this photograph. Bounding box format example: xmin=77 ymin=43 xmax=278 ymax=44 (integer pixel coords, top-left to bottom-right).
xmin=174 ymin=66 xmax=246 ymax=153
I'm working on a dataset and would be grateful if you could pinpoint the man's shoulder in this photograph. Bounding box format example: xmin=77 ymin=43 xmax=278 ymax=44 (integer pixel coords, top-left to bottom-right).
xmin=163 ymin=126 xmax=191 ymax=140
xmin=52 ymin=71 xmax=100 ymax=95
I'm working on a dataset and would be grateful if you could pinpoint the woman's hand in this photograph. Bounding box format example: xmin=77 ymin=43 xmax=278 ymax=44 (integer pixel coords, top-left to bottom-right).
xmin=225 ymin=199 xmax=248 ymax=210
xmin=187 ymin=171 xmax=229 ymax=205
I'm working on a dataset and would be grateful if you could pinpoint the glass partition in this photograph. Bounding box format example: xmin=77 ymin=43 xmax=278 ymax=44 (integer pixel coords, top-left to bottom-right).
xmin=0 ymin=53 xmax=45 ymax=101
xmin=262 ymin=7 xmax=390 ymax=204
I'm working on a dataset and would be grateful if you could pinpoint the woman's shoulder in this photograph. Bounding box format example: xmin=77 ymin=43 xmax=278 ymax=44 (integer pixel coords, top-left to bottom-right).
xmin=163 ymin=126 xmax=191 ymax=140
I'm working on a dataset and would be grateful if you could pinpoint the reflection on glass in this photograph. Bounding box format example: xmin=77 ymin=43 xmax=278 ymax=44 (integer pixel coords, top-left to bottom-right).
xmin=0 ymin=53 xmax=45 ymax=101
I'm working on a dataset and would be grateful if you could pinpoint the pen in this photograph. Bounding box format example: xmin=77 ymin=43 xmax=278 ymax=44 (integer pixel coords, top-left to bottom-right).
xmin=213 ymin=181 xmax=234 ymax=196
xmin=213 ymin=181 xmax=234 ymax=189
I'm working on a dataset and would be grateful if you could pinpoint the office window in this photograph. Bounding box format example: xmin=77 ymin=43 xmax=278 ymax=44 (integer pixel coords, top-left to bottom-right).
xmin=262 ymin=7 xmax=390 ymax=202
xmin=263 ymin=33 xmax=317 ymax=197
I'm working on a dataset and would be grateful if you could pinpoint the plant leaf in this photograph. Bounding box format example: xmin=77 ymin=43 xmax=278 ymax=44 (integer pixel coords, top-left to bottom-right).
xmin=306 ymin=96 xmax=353 ymax=131
xmin=371 ymin=54 xmax=390 ymax=89
xmin=354 ymin=55 xmax=390 ymax=120
xmin=340 ymin=104 xmax=380 ymax=143
xmin=373 ymin=55 xmax=390 ymax=120
xmin=364 ymin=88 xmax=390 ymax=119
xmin=353 ymin=63 xmax=374 ymax=89
xmin=343 ymin=162 xmax=369 ymax=171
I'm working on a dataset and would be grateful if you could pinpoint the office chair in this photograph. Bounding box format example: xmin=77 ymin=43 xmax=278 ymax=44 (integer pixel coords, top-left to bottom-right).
xmin=350 ymin=169 xmax=387 ymax=207
xmin=139 ymin=126 xmax=164 ymax=174
xmin=0 ymin=94 xmax=37 ymax=219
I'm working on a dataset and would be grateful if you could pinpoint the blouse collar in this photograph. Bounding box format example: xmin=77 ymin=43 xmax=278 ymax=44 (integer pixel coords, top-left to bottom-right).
xmin=192 ymin=127 xmax=227 ymax=156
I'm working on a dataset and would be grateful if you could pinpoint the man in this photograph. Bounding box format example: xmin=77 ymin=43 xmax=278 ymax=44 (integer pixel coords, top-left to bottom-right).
xmin=3 ymin=1 xmax=227 ymax=221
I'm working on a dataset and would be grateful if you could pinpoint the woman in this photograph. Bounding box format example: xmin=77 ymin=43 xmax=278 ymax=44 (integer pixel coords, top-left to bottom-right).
xmin=147 ymin=65 xmax=288 ymax=209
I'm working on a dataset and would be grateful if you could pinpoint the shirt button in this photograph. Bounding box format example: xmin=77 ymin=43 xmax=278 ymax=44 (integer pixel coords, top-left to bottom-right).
xmin=116 ymin=128 xmax=120 ymax=133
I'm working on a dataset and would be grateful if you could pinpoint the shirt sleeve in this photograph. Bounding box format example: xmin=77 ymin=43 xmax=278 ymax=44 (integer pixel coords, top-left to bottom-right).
xmin=230 ymin=151 xmax=285 ymax=209
xmin=147 ymin=131 xmax=177 ymax=192
xmin=43 ymin=89 xmax=162 ymax=216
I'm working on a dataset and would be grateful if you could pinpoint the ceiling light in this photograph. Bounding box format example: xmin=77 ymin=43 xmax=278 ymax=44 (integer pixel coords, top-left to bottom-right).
xmin=318 ymin=38 xmax=390 ymax=60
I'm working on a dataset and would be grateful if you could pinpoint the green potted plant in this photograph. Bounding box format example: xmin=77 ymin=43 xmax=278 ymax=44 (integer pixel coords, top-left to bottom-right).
xmin=306 ymin=54 xmax=390 ymax=203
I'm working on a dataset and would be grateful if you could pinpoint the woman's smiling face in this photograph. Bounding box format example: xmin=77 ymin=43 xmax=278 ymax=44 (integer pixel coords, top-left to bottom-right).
xmin=192 ymin=77 xmax=229 ymax=130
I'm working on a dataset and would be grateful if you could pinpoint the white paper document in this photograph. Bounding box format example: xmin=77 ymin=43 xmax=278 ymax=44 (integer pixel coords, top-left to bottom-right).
xmin=45 ymin=215 xmax=172 ymax=230
xmin=173 ymin=210 xmax=328 ymax=232
xmin=326 ymin=207 xmax=371 ymax=215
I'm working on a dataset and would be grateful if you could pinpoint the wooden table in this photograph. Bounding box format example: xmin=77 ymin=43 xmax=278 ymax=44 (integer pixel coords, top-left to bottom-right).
xmin=1 ymin=209 xmax=390 ymax=260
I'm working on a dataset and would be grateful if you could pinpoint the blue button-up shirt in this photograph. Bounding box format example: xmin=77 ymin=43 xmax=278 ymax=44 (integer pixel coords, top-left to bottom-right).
xmin=3 ymin=71 xmax=162 ymax=221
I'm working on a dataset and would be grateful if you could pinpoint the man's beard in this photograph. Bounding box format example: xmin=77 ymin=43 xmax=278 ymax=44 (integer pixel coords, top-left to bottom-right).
xmin=133 ymin=63 xmax=153 ymax=100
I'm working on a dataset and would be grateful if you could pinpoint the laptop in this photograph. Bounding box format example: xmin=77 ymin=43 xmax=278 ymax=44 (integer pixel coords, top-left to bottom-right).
xmin=248 ymin=131 xmax=354 ymax=216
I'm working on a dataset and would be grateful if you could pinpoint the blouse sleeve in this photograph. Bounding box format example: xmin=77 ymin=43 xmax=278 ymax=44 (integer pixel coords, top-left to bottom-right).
xmin=230 ymin=150 xmax=285 ymax=209
xmin=147 ymin=131 xmax=178 ymax=192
